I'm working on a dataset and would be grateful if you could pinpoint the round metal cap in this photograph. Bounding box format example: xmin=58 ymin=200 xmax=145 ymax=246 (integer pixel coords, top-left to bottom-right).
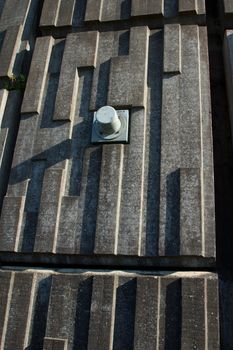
xmin=95 ymin=106 xmax=121 ymax=138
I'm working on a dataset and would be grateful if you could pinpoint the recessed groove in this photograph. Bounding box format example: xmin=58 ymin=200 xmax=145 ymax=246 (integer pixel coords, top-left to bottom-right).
xmin=0 ymin=252 xmax=216 ymax=271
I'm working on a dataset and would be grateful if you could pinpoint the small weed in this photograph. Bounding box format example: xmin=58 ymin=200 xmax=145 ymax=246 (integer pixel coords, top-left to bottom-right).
xmin=3 ymin=74 xmax=27 ymax=91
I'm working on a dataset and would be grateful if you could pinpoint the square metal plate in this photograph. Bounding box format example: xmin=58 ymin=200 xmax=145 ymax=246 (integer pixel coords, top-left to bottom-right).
xmin=91 ymin=109 xmax=129 ymax=143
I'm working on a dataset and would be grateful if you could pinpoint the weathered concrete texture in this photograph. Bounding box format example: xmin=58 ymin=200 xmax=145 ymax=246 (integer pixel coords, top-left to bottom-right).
xmin=39 ymin=0 xmax=206 ymax=29
xmin=0 ymin=26 xmax=215 ymax=263
xmin=21 ymin=36 xmax=54 ymax=115
xmin=54 ymin=31 xmax=99 ymax=121
xmin=159 ymin=25 xmax=215 ymax=258
xmin=0 ymin=269 xmax=219 ymax=349
xmin=107 ymin=26 xmax=149 ymax=108
xmin=131 ymin=0 xmax=164 ymax=17
xmin=163 ymin=24 xmax=181 ymax=73
xmin=0 ymin=0 xmax=40 ymax=78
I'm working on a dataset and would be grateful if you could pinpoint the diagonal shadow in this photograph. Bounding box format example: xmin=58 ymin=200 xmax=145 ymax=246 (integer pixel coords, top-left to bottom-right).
xmin=25 ymin=276 xmax=52 ymax=350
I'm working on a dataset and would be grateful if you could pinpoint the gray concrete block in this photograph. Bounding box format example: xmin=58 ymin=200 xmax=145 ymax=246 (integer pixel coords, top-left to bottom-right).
xmin=34 ymin=168 xmax=66 ymax=253
xmin=224 ymin=0 xmax=233 ymax=14
xmin=101 ymin=0 xmax=129 ymax=22
xmin=179 ymin=0 xmax=206 ymax=14
xmin=180 ymin=168 xmax=202 ymax=256
xmin=40 ymin=0 xmax=61 ymax=27
xmin=0 ymin=25 xmax=23 ymax=77
xmin=0 ymin=271 xmax=12 ymax=345
xmin=129 ymin=27 xmax=149 ymax=107
xmin=133 ymin=277 xmax=159 ymax=349
xmin=179 ymin=26 xmax=202 ymax=168
xmin=108 ymin=27 xmax=149 ymax=108
xmin=85 ymin=0 xmax=131 ymax=22
xmin=164 ymin=24 xmax=181 ymax=73
xmin=1 ymin=272 xmax=34 ymax=349
xmin=95 ymin=144 xmax=124 ymax=254
xmin=88 ymin=275 xmax=116 ymax=349
xmin=181 ymin=277 xmax=206 ymax=348
xmin=0 ymin=0 xmax=31 ymax=29
xmin=7 ymin=114 xmax=39 ymax=197
xmin=179 ymin=0 xmax=197 ymax=13
xmin=56 ymin=196 xmax=79 ymax=254
xmin=197 ymin=0 xmax=205 ymax=14
xmin=43 ymin=338 xmax=68 ymax=350
xmin=85 ymin=0 xmax=103 ymax=21
xmin=62 ymin=30 xmax=99 ymax=67
xmin=54 ymin=31 xmax=99 ymax=121
xmin=0 ymin=196 xmax=26 ymax=251
xmin=40 ymin=0 xmax=76 ymax=27
xmin=179 ymin=0 xmax=205 ymax=15
xmin=0 ymin=0 xmax=40 ymax=78
xmin=207 ymin=278 xmax=220 ymax=349
xmin=73 ymin=145 xmax=102 ymax=255
xmin=0 ymin=90 xmax=22 ymax=211
xmin=108 ymin=56 xmax=131 ymax=107
xmin=21 ymin=36 xmax=54 ymax=114
xmin=90 ymin=30 xmax=126 ymax=110
xmin=131 ymin=0 xmax=163 ymax=17
xmin=40 ymin=0 xmax=205 ymax=30
xmin=56 ymin=0 xmax=76 ymax=27
xmin=159 ymin=25 xmax=214 ymax=258
xmin=44 ymin=274 xmax=82 ymax=346
xmin=159 ymin=72 xmax=180 ymax=256
xmin=199 ymin=26 xmax=215 ymax=258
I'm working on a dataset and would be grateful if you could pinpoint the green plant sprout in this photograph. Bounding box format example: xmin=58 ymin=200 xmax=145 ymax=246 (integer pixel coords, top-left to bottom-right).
xmin=3 ymin=74 xmax=26 ymax=91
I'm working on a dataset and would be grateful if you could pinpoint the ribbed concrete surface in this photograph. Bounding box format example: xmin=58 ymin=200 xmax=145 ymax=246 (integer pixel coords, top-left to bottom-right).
xmin=0 ymin=270 xmax=219 ymax=350
xmin=0 ymin=25 xmax=215 ymax=264
xmin=1 ymin=0 xmax=233 ymax=348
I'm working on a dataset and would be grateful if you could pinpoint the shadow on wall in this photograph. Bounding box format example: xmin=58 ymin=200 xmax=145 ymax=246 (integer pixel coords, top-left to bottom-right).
xmin=24 ymin=273 xmax=184 ymax=349
xmin=25 ymin=276 xmax=52 ymax=350
xmin=165 ymin=169 xmax=180 ymax=256
xmin=164 ymin=279 xmax=182 ymax=349
xmin=145 ymin=30 xmax=163 ymax=256
xmin=113 ymin=278 xmax=137 ymax=350
xmin=120 ymin=0 xmax=131 ymax=20
xmin=7 ymin=68 xmax=102 ymax=254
